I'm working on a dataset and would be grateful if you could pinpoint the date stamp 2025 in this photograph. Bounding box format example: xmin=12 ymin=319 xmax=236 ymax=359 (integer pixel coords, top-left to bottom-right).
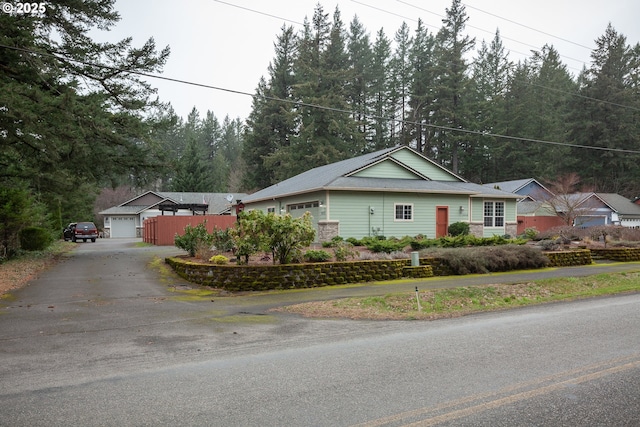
xmin=1 ymin=2 xmax=47 ymax=14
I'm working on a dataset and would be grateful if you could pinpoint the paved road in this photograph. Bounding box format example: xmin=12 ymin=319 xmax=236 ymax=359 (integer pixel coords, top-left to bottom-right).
xmin=1 ymin=239 xmax=639 ymax=426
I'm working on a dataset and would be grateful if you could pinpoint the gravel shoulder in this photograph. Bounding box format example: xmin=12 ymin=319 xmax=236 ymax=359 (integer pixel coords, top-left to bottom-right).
xmin=0 ymin=241 xmax=75 ymax=297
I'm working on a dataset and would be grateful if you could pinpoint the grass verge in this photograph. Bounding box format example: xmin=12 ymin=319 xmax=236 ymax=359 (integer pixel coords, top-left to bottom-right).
xmin=273 ymin=270 xmax=640 ymax=320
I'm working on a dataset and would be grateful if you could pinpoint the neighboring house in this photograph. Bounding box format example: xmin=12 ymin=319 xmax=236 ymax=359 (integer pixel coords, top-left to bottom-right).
xmin=484 ymin=178 xmax=554 ymax=202
xmin=484 ymin=178 xmax=562 ymax=234
xmin=99 ymin=191 xmax=246 ymax=238
xmin=564 ymin=193 xmax=640 ymax=228
xmin=241 ymin=146 xmax=520 ymax=242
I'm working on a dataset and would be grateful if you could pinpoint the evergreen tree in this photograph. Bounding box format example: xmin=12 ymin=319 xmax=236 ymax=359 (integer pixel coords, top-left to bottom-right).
xmin=389 ymin=22 xmax=413 ymax=145
xmin=407 ymin=19 xmax=436 ymax=156
xmin=287 ymin=5 xmax=363 ymax=178
xmin=243 ymin=25 xmax=298 ymax=189
xmin=347 ymin=16 xmax=373 ymax=142
xmin=432 ymin=0 xmax=475 ymax=174
xmin=0 ymin=1 xmax=169 ymax=226
xmin=369 ymin=28 xmax=393 ymax=150
xmin=171 ymin=136 xmax=215 ymax=192
xmin=470 ymin=30 xmax=511 ymax=182
xmin=568 ymin=25 xmax=640 ymax=195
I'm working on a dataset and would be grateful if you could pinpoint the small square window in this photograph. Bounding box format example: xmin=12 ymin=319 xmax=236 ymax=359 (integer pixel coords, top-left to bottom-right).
xmin=395 ymin=204 xmax=413 ymax=221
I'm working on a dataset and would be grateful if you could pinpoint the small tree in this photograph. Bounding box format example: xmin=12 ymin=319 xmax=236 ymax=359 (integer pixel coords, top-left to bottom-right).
xmin=174 ymin=222 xmax=214 ymax=258
xmin=262 ymin=212 xmax=316 ymax=264
xmin=229 ymin=210 xmax=266 ymax=264
xmin=545 ymin=173 xmax=598 ymax=226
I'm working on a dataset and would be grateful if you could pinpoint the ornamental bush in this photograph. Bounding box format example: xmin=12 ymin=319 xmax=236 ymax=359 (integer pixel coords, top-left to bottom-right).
xmin=174 ymin=222 xmax=214 ymax=258
xmin=19 ymin=226 xmax=53 ymax=251
xmin=448 ymin=221 xmax=470 ymax=236
xmin=304 ymin=250 xmax=332 ymax=262
xmin=209 ymin=254 xmax=229 ymax=264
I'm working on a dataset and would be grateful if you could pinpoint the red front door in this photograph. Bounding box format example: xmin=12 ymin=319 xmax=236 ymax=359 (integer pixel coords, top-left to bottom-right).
xmin=436 ymin=206 xmax=449 ymax=238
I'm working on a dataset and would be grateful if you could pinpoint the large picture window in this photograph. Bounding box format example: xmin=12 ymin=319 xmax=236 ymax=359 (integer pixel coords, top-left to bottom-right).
xmin=395 ymin=204 xmax=413 ymax=221
xmin=484 ymin=201 xmax=504 ymax=227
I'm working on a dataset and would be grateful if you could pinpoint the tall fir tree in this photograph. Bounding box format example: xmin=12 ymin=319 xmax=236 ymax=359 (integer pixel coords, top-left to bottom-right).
xmin=567 ymin=24 xmax=640 ymax=195
xmin=369 ymin=28 xmax=393 ymax=150
xmin=470 ymin=30 xmax=511 ymax=182
xmin=432 ymin=0 xmax=475 ymax=174
xmin=243 ymin=25 xmax=299 ymax=189
xmin=407 ymin=19 xmax=436 ymax=156
xmin=389 ymin=22 xmax=413 ymax=146
xmin=347 ymin=16 xmax=374 ymax=142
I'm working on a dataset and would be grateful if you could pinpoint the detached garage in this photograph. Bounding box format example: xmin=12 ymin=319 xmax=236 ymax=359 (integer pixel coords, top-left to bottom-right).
xmin=99 ymin=191 xmax=246 ymax=238
xmin=108 ymin=216 xmax=137 ymax=238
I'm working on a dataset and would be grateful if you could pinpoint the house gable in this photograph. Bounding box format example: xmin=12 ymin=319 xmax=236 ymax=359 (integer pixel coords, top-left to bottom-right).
xmin=389 ymin=148 xmax=464 ymax=182
xmin=120 ymin=191 xmax=166 ymax=207
xmin=351 ymin=158 xmax=424 ymax=180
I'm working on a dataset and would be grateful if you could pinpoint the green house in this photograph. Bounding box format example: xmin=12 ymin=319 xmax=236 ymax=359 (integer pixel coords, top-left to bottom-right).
xmin=241 ymin=146 xmax=520 ymax=242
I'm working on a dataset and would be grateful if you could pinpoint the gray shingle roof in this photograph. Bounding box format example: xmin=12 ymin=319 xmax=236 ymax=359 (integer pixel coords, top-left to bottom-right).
xmin=243 ymin=146 xmax=518 ymax=202
xmin=595 ymin=193 xmax=640 ymax=217
xmin=99 ymin=192 xmax=247 ymax=215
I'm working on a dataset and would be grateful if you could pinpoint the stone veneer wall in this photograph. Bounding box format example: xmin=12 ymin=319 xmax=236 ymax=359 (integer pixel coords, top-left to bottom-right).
xmin=590 ymin=248 xmax=640 ymax=262
xmin=166 ymin=257 xmax=433 ymax=291
xmin=544 ymin=249 xmax=592 ymax=267
xmin=166 ymin=249 xmax=604 ymax=291
xmin=317 ymin=220 xmax=340 ymax=243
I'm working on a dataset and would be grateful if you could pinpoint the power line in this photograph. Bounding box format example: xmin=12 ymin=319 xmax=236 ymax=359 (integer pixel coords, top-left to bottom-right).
xmin=462 ymin=2 xmax=594 ymax=51
xmin=356 ymin=0 xmax=587 ymax=68
xmin=212 ymin=0 xmax=304 ymax=26
xmin=1 ymin=43 xmax=639 ymax=156
xmin=395 ymin=0 xmax=588 ymax=64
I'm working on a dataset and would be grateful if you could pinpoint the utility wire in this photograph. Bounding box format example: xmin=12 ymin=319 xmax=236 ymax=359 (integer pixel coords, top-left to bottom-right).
xmin=396 ymin=0 xmax=588 ymax=64
xmin=292 ymin=0 xmax=636 ymax=112
xmin=462 ymin=2 xmax=594 ymax=51
xmin=357 ymin=0 xmax=587 ymax=67
xmin=2 ymin=43 xmax=639 ymax=155
xmin=212 ymin=0 xmax=304 ymax=26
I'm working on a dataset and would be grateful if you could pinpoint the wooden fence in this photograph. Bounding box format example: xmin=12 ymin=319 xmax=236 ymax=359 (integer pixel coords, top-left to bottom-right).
xmin=143 ymin=215 xmax=237 ymax=246
xmin=517 ymin=215 xmax=565 ymax=235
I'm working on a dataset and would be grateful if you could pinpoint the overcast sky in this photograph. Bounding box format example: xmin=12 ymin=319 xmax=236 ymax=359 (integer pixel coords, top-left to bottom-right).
xmin=96 ymin=0 xmax=640 ymax=121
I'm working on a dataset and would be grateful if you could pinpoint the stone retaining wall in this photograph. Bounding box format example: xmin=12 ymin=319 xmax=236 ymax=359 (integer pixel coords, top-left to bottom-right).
xmin=166 ymin=249 xmax=602 ymax=291
xmin=544 ymin=249 xmax=592 ymax=267
xmin=590 ymin=248 xmax=640 ymax=262
xmin=166 ymin=257 xmax=433 ymax=291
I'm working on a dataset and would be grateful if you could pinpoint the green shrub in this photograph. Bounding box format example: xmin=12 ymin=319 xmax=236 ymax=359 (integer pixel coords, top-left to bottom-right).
xmin=304 ymin=249 xmax=332 ymax=262
xmin=365 ymin=239 xmax=406 ymax=253
xmin=448 ymin=221 xmax=470 ymax=236
xmin=209 ymin=254 xmax=229 ymax=264
xmin=321 ymin=236 xmax=344 ymax=248
xmin=333 ymin=241 xmax=359 ymax=261
xmin=420 ymin=245 xmax=549 ymax=275
xmin=174 ymin=222 xmax=214 ymax=258
xmin=410 ymin=239 xmax=439 ymax=250
xmin=346 ymin=237 xmax=363 ymax=246
xmin=211 ymin=228 xmax=234 ymax=252
xmin=19 ymin=227 xmax=53 ymax=251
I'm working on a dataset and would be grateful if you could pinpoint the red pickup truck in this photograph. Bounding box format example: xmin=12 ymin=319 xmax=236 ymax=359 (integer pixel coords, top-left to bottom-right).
xmin=65 ymin=222 xmax=99 ymax=242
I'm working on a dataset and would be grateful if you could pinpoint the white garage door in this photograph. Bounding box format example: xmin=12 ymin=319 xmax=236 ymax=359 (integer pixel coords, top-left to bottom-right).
xmin=110 ymin=216 xmax=137 ymax=238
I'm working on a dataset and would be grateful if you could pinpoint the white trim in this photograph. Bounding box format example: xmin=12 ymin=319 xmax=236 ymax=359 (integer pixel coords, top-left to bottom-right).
xmin=394 ymin=203 xmax=414 ymax=222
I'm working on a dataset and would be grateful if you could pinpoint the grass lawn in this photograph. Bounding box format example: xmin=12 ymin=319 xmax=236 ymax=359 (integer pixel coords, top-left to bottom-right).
xmin=274 ymin=270 xmax=640 ymax=320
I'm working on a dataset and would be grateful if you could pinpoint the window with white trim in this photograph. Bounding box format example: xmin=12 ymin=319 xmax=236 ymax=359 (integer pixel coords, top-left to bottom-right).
xmin=394 ymin=204 xmax=413 ymax=221
xmin=267 ymin=207 xmax=275 ymax=213
xmin=484 ymin=201 xmax=504 ymax=227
